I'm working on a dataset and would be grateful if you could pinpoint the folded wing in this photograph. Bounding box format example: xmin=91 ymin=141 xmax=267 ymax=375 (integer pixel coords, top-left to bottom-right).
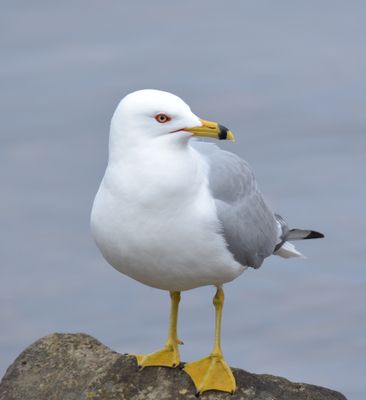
xmin=192 ymin=142 xmax=278 ymax=269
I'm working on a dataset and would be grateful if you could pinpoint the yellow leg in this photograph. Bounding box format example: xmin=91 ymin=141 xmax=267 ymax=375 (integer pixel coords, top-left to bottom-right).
xmin=183 ymin=287 xmax=236 ymax=394
xmin=135 ymin=291 xmax=182 ymax=368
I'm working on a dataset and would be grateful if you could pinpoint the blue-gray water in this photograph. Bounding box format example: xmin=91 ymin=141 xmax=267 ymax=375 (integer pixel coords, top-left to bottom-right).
xmin=1 ymin=1 xmax=365 ymax=398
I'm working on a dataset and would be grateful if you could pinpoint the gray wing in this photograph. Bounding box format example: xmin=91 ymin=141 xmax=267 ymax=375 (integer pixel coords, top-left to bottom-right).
xmin=192 ymin=141 xmax=279 ymax=269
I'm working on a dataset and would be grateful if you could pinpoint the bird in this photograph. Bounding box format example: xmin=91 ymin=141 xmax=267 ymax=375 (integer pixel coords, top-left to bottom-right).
xmin=90 ymin=89 xmax=324 ymax=395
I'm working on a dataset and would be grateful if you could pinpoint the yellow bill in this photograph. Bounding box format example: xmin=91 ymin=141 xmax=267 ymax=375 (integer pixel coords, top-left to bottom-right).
xmin=185 ymin=119 xmax=235 ymax=141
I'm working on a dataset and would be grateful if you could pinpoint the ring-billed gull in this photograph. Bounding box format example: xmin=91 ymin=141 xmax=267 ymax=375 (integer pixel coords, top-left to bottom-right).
xmin=90 ymin=89 xmax=323 ymax=394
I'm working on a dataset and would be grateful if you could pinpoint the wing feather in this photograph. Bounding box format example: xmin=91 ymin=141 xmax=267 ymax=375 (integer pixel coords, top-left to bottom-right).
xmin=192 ymin=141 xmax=278 ymax=268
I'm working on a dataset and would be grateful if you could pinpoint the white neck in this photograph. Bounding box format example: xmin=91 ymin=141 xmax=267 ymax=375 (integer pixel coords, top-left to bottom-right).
xmin=108 ymin=120 xmax=193 ymax=166
xmin=105 ymin=125 xmax=208 ymax=206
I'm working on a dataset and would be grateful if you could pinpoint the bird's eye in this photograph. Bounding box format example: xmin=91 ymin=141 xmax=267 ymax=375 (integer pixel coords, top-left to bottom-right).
xmin=155 ymin=113 xmax=171 ymax=123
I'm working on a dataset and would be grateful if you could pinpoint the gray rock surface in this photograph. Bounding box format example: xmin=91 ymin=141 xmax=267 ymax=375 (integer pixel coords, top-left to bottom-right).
xmin=0 ymin=333 xmax=347 ymax=400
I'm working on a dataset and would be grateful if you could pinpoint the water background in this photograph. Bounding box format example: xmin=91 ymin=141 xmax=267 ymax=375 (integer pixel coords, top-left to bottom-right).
xmin=1 ymin=1 xmax=365 ymax=398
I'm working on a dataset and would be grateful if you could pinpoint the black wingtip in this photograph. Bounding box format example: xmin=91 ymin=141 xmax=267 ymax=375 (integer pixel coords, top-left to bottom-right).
xmin=305 ymin=230 xmax=324 ymax=239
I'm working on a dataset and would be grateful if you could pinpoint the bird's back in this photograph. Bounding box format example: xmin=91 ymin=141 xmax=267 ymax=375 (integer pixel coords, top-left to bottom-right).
xmin=192 ymin=141 xmax=278 ymax=268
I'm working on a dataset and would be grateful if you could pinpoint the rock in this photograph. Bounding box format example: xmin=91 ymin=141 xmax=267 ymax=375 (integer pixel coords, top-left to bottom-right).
xmin=0 ymin=333 xmax=347 ymax=400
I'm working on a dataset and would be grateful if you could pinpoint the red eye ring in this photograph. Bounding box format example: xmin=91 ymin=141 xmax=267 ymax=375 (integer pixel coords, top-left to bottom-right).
xmin=155 ymin=113 xmax=171 ymax=123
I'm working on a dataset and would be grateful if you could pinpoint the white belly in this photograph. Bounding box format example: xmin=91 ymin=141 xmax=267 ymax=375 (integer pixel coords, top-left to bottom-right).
xmin=91 ymin=162 xmax=244 ymax=291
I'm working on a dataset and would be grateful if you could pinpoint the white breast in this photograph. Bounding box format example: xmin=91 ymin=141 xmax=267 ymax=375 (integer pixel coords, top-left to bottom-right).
xmin=91 ymin=140 xmax=244 ymax=291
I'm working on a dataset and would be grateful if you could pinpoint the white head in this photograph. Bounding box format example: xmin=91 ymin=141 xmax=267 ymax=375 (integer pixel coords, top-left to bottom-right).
xmin=109 ymin=89 xmax=235 ymax=160
xmin=111 ymin=89 xmax=200 ymax=141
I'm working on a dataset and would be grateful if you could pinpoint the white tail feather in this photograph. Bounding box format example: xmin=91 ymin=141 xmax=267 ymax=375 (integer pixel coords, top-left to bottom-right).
xmin=274 ymin=241 xmax=306 ymax=259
